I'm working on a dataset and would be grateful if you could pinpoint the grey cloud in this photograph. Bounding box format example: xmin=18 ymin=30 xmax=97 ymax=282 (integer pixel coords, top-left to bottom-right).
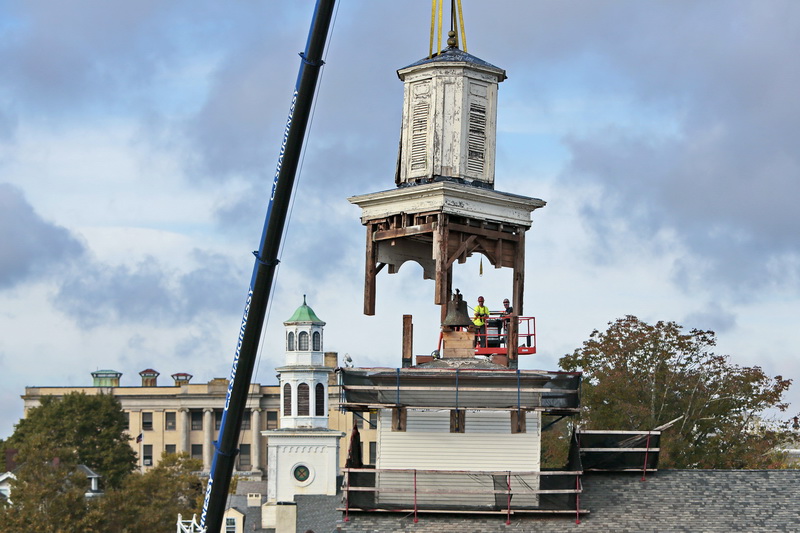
xmin=54 ymin=249 xmax=241 ymax=328
xmin=540 ymin=2 xmax=800 ymax=296
xmin=684 ymin=302 xmax=737 ymax=335
xmin=0 ymin=1 xmax=248 ymax=114
xmin=0 ymin=183 xmax=85 ymax=289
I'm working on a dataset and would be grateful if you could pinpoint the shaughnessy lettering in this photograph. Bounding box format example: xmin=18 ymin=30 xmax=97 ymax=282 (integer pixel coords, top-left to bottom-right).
xmin=271 ymin=90 xmax=298 ymax=202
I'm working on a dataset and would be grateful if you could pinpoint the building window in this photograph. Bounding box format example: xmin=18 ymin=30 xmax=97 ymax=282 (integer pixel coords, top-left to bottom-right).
xmin=266 ymin=411 xmax=278 ymax=429
xmin=315 ymin=383 xmax=325 ymax=416
xmin=298 ymin=331 xmax=309 ymax=351
xmin=143 ymin=445 xmax=153 ymax=466
xmin=191 ymin=444 xmax=203 ymax=461
xmin=287 ymin=331 xmax=295 ymax=351
xmin=293 ymin=464 xmax=310 ymax=482
xmin=368 ymin=411 xmax=377 ymax=429
xmin=191 ymin=410 xmax=203 ymax=431
xmin=312 ymin=331 xmax=321 ymax=351
xmin=450 ymin=410 xmax=465 ymax=433
xmin=297 ymin=383 xmax=310 ymax=416
xmin=142 ymin=412 xmax=153 ymax=431
xmin=283 ymin=383 xmax=292 ymax=417
xmin=165 ymin=444 xmax=176 ymax=455
xmin=123 ymin=412 xmax=130 ymax=430
xmin=241 ymin=410 xmax=251 ymax=430
xmin=225 ymin=517 xmax=236 ymax=533
xmin=215 ymin=410 xmax=223 ymax=431
xmin=239 ymin=444 xmax=251 ymax=470
xmin=165 ymin=412 xmax=176 ymax=431
xmin=369 ymin=441 xmax=377 ymax=465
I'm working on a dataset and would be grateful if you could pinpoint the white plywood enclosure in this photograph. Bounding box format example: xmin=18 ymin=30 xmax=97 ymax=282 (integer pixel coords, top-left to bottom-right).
xmin=375 ymin=409 xmax=540 ymax=508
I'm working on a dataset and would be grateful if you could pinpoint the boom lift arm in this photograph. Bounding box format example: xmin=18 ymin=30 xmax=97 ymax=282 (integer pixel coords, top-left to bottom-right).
xmin=200 ymin=1 xmax=337 ymax=531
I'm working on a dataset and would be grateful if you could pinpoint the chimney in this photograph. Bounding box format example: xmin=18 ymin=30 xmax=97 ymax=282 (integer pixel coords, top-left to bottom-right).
xmin=171 ymin=373 xmax=193 ymax=386
xmin=91 ymin=369 xmax=122 ymax=387
xmin=139 ymin=369 xmax=160 ymax=387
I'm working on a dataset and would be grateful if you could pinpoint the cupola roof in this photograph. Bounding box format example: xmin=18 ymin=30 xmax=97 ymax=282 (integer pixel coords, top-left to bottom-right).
xmin=398 ymin=48 xmax=506 ymax=81
xmin=285 ymin=295 xmax=325 ymax=324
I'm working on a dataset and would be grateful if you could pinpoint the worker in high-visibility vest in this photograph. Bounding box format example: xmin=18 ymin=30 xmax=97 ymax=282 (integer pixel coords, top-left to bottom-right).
xmin=472 ymin=296 xmax=489 ymax=347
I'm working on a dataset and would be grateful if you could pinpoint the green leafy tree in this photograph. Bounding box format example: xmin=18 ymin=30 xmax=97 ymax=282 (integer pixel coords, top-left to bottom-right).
xmin=0 ymin=434 xmax=101 ymax=532
xmin=559 ymin=315 xmax=794 ymax=469
xmin=97 ymin=452 xmax=203 ymax=532
xmin=9 ymin=392 xmax=136 ymax=487
xmin=0 ymin=437 xmax=8 ymax=472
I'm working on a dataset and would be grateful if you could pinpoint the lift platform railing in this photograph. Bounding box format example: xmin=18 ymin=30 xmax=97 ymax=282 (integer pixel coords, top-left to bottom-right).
xmin=437 ymin=316 xmax=536 ymax=356
xmin=341 ymin=467 xmax=584 ymax=524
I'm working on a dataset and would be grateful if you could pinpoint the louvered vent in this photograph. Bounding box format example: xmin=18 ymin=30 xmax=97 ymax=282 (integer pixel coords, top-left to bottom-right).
xmin=467 ymin=103 xmax=486 ymax=174
xmin=315 ymin=383 xmax=325 ymax=416
xmin=410 ymin=101 xmax=429 ymax=171
xmin=283 ymin=383 xmax=292 ymax=416
xmin=297 ymin=383 xmax=310 ymax=416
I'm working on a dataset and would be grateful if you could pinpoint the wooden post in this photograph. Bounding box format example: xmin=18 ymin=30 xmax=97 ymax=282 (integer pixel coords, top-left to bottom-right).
xmin=364 ymin=223 xmax=377 ymax=315
xmin=507 ymin=316 xmax=518 ymax=367
xmin=434 ymin=214 xmax=450 ymax=309
xmin=513 ymin=232 xmax=525 ymax=315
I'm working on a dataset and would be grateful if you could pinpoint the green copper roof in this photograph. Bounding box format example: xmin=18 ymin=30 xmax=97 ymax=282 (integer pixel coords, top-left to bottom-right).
xmin=285 ymin=295 xmax=324 ymax=324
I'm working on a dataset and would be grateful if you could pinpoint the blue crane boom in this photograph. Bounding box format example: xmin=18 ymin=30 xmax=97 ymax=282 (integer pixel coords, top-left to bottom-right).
xmin=200 ymin=1 xmax=337 ymax=531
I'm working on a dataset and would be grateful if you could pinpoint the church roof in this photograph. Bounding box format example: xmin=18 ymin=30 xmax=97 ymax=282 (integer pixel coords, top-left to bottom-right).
xmin=285 ymin=296 xmax=324 ymax=324
xmin=398 ymin=47 xmax=506 ymax=80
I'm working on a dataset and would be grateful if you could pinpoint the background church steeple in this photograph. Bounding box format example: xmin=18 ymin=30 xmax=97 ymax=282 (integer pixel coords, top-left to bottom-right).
xmin=277 ymin=296 xmax=331 ymax=429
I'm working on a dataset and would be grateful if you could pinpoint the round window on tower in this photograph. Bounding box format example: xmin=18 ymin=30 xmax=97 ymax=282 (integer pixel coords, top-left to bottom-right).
xmin=292 ymin=463 xmax=314 ymax=486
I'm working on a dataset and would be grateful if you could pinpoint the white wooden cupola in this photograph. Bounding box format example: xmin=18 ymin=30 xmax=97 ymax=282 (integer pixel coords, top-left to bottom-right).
xmin=277 ymin=296 xmax=331 ymax=430
xmin=395 ymin=45 xmax=506 ymax=189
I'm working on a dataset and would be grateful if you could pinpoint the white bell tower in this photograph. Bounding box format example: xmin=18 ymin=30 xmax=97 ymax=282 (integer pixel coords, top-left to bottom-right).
xmin=278 ymin=295 xmax=331 ymax=429
xmin=262 ymin=297 xmax=343 ymax=513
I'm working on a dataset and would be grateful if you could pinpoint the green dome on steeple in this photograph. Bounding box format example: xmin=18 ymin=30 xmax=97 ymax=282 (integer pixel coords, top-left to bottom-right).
xmin=284 ymin=295 xmax=325 ymax=325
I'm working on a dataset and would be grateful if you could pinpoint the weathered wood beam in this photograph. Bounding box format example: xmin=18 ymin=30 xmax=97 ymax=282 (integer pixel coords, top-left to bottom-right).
xmin=434 ymin=214 xmax=449 ymax=306
xmin=364 ymin=225 xmax=377 ymax=315
xmin=448 ymin=222 xmax=522 ymax=242
xmin=373 ymin=222 xmax=435 ymax=241
xmin=446 ymin=235 xmax=477 ymax=268
xmin=513 ymin=231 xmax=525 ymax=316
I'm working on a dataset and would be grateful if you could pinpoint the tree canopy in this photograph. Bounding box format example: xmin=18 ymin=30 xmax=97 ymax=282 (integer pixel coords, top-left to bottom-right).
xmin=9 ymin=392 xmax=136 ymax=487
xmin=0 ymin=449 xmax=202 ymax=532
xmin=94 ymin=452 xmax=203 ymax=532
xmin=559 ymin=315 xmax=794 ymax=469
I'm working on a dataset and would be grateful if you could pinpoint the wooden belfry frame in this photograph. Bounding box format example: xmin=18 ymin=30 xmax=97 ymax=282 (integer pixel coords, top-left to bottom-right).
xmin=362 ymin=209 xmax=528 ymax=321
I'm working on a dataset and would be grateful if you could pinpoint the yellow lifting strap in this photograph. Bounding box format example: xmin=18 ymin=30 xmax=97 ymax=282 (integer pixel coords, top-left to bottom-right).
xmin=429 ymin=0 xmax=468 ymax=58
xmin=456 ymin=0 xmax=467 ymax=53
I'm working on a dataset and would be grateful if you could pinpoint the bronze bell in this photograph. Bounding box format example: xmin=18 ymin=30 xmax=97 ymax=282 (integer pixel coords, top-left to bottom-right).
xmin=442 ymin=289 xmax=472 ymax=328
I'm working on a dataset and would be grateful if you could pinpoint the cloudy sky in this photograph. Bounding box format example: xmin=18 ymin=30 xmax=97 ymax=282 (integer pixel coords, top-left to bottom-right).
xmin=1 ymin=0 xmax=798 ymax=439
